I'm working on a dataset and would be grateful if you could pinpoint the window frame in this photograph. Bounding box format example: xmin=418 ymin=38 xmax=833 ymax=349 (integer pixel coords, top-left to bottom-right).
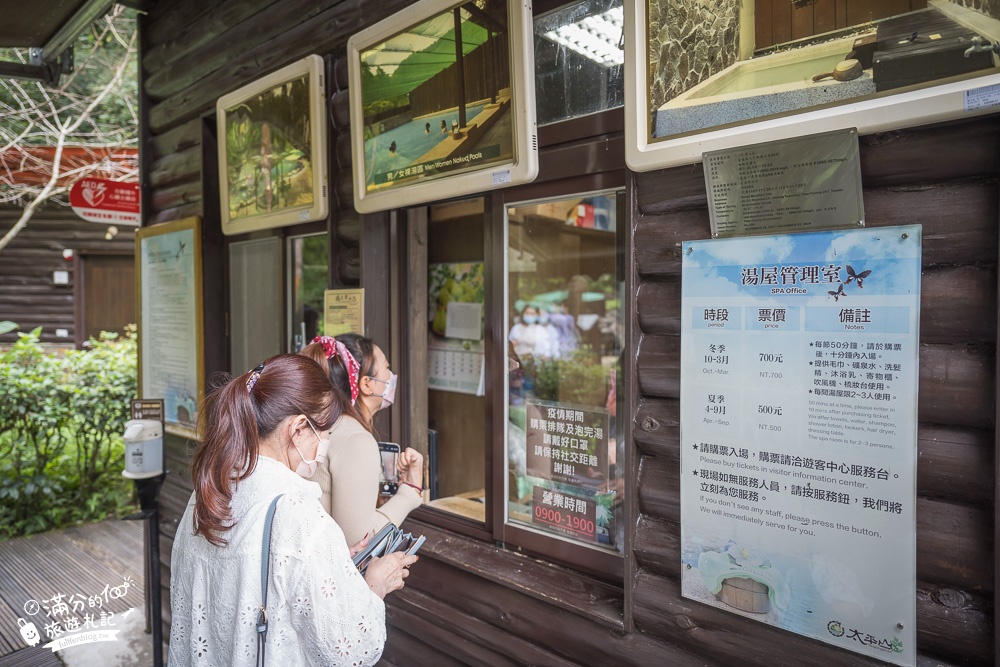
xmin=402 ymin=164 xmax=628 ymax=582
xmin=223 ymin=218 xmax=327 ymax=374
xmin=491 ymin=181 xmax=627 ymax=581
xmin=532 ymin=0 xmax=625 ymax=139
xmin=395 ymin=0 xmax=632 ymax=584
xmin=228 ymin=235 xmax=285 ymax=375
xmin=285 ymin=230 xmax=331 ymax=353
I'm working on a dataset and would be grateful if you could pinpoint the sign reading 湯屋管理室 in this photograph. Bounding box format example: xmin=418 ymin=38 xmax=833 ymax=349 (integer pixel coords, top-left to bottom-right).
xmin=680 ymin=225 xmax=920 ymax=666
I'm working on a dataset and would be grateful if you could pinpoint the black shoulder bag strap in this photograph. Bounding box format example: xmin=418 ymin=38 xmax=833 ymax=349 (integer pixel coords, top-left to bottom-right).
xmin=257 ymin=494 xmax=283 ymax=667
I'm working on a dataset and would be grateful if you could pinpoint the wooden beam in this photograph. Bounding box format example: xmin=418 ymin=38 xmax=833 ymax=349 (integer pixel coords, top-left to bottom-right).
xmin=406 ymin=520 xmax=624 ymax=629
xmin=635 ymin=181 xmax=999 ymax=278
xmin=405 ymin=207 xmax=428 ymax=461
xmin=995 ymin=174 xmax=1000 ymax=666
xmin=387 ymin=590 xmax=572 ymax=667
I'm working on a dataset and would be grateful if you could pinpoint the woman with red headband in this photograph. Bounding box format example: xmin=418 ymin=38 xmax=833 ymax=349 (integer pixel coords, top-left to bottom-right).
xmin=300 ymin=334 xmax=424 ymax=546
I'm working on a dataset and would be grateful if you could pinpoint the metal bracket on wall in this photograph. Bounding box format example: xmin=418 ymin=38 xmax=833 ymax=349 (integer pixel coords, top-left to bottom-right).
xmin=0 ymin=0 xmax=112 ymax=85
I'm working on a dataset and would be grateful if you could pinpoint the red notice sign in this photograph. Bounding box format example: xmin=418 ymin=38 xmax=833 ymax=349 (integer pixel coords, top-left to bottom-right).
xmin=531 ymin=485 xmax=598 ymax=543
xmin=70 ymin=178 xmax=140 ymax=225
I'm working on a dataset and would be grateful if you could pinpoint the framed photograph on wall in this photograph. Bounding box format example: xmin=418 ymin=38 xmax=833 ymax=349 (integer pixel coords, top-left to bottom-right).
xmin=624 ymin=0 xmax=1000 ymax=171
xmin=347 ymin=0 xmax=538 ymax=213
xmin=135 ymin=216 xmax=204 ymax=439
xmin=217 ymin=55 xmax=328 ymax=235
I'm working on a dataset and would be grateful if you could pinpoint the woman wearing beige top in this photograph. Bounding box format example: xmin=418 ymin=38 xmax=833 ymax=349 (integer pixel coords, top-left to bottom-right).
xmin=300 ymin=334 xmax=423 ymax=545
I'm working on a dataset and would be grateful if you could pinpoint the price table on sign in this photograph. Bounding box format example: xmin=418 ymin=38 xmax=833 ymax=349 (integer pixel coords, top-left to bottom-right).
xmin=680 ymin=226 xmax=921 ymax=667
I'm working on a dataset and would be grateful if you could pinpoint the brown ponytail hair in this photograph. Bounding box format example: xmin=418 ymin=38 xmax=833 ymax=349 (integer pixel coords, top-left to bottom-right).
xmin=191 ymin=354 xmax=338 ymax=546
xmin=300 ymin=332 xmax=378 ymax=432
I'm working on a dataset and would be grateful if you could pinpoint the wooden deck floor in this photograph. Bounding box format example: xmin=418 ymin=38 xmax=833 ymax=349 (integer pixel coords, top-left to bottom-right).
xmin=0 ymin=519 xmax=145 ymax=665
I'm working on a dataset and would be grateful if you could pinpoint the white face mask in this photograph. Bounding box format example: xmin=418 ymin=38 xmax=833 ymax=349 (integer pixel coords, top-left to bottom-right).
xmin=369 ymin=372 xmax=397 ymax=412
xmin=293 ymin=420 xmax=330 ymax=479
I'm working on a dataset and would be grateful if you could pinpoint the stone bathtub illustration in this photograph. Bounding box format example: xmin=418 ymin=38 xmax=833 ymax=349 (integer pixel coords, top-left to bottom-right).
xmin=655 ymin=36 xmax=874 ymax=138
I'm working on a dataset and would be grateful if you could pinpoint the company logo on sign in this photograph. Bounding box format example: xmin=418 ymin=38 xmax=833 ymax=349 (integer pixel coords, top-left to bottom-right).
xmin=69 ymin=178 xmax=140 ymax=225
xmin=828 ymin=619 xmax=904 ymax=654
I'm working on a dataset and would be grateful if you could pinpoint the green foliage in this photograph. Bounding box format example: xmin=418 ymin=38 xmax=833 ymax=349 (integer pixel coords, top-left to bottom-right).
xmin=429 ymin=262 xmax=484 ymax=338
xmin=296 ymin=235 xmax=329 ymax=329
xmin=223 ymin=75 xmax=312 ymax=218
xmin=521 ymin=347 xmax=609 ymax=407
xmin=0 ymin=327 xmax=138 ymax=539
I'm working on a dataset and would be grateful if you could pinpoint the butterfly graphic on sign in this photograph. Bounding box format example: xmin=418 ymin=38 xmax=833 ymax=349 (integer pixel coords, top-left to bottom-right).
xmin=80 ymin=181 xmax=107 ymax=208
xmin=844 ymin=264 xmax=872 ymax=289
xmin=827 ymin=283 xmax=845 ymax=302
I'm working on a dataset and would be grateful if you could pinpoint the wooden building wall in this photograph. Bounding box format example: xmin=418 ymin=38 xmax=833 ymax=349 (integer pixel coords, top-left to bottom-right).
xmin=140 ymin=0 xmax=407 ymax=638
xmin=754 ymin=0 xmax=927 ymax=49
xmin=0 ymin=208 xmax=135 ymax=345
xmin=632 ymin=116 xmax=998 ymax=666
xmin=142 ymin=0 xmax=996 ymax=665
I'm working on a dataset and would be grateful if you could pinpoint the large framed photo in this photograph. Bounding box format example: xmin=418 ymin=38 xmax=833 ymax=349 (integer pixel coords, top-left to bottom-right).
xmin=625 ymin=0 xmax=1000 ymax=171
xmin=135 ymin=217 xmax=204 ymax=439
xmin=347 ymin=0 xmax=538 ymax=213
xmin=217 ymin=55 xmax=328 ymax=235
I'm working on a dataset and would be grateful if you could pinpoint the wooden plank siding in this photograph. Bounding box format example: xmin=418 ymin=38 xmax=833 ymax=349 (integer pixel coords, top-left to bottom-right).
xmin=632 ymin=115 xmax=999 ymax=666
xmin=141 ymin=0 xmax=997 ymax=665
xmin=0 ymin=209 xmax=135 ymax=345
xmin=756 ymin=0 xmax=928 ymax=50
xmin=139 ymin=0 xmax=403 ymax=655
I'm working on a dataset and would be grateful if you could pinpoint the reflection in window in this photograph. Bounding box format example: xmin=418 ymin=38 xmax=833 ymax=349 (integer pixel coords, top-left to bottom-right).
xmin=649 ymin=0 xmax=1000 ymax=139
xmin=288 ymin=234 xmax=328 ymax=352
xmin=534 ymin=0 xmax=625 ymax=125
xmin=506 ymin=192 xmax=623 ymax=554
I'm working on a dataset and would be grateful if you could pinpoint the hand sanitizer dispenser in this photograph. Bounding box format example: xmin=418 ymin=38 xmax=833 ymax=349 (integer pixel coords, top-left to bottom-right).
xmin=122 ymin=419 xmax=163 ymax=479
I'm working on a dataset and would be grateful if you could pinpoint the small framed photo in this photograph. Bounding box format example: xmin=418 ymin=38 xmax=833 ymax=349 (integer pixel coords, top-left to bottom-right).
xmin=217 ymin=55 xmax=328 ymax=235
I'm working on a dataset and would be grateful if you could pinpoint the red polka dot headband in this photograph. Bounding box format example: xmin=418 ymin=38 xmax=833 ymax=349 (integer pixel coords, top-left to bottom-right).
xmin=312 ymin=336 xmax=360 ymax=405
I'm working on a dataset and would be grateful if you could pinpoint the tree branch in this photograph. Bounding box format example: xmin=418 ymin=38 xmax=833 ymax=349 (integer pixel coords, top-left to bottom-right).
xmin=0 ymin=10 xmax=137 ymax=252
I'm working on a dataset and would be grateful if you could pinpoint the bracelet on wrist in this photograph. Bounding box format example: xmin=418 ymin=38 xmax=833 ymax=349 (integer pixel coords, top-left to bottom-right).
xmin=402 ymin=481 xmax=423 ymax=494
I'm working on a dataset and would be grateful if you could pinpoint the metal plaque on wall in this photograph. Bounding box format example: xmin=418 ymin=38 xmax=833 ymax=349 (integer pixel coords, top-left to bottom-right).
xmin=704 ymin=128 xmax=864 ymax=238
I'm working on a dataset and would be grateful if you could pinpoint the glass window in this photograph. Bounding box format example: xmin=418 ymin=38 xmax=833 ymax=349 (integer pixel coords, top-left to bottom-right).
xmin=423 ymin=200 xmax=488 ymax=522
xmin=287 ymin=233 xmax=328 ymax=352
xmin=534 ymin=0 xmax=625 ymax=126
xmin=230 ymin=237 xmax=282 ymax=373
xmin=645 ymin=0 xmax=1000 ymax=142
xmin=505 ymin=191 xmax=623 ymax=554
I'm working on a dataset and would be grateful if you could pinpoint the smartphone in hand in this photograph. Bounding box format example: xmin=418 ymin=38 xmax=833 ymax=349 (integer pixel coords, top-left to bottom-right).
xmin=377 ymin=442 xmax=401 ymax=496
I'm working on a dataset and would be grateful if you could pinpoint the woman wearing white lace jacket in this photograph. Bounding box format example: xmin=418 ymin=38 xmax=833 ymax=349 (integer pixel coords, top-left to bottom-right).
xmin=169 ymin=354 xmax=416 ymax=666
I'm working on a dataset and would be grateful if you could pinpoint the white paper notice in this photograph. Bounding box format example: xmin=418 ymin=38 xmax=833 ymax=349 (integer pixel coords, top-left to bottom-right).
xmin=445 ymin=301 xmax=483 ymax=340
xmin=965 ymin=83 xmax=1000 ymax=111
xmin=680 ymin=226 xmax=921 ymax=666
xmin=140 ymin=226 xmax=199 ymax=436
xmin=428 ymin=347 xmax=485 ymax=396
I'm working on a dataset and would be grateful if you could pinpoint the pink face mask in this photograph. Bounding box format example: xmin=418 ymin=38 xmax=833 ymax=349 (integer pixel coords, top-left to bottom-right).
xmin=293 ymin=420 xmax=330 ymax=479
xmin=369 ymin=372 xmax=397 ymax=411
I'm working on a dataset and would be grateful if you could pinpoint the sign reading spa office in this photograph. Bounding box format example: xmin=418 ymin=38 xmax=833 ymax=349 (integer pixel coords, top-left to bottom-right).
xmin=70 ymin=178 xmax=140 ymax=225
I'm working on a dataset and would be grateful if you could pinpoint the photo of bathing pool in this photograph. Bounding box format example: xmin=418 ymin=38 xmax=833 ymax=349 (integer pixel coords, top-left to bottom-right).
xmin=648 ymin=0 xmax=1000 ymax=140
xmin=223 ymin=73 xmax=315 ymax=221
xmin=359 ymin=0 xmax=514 ymax=192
